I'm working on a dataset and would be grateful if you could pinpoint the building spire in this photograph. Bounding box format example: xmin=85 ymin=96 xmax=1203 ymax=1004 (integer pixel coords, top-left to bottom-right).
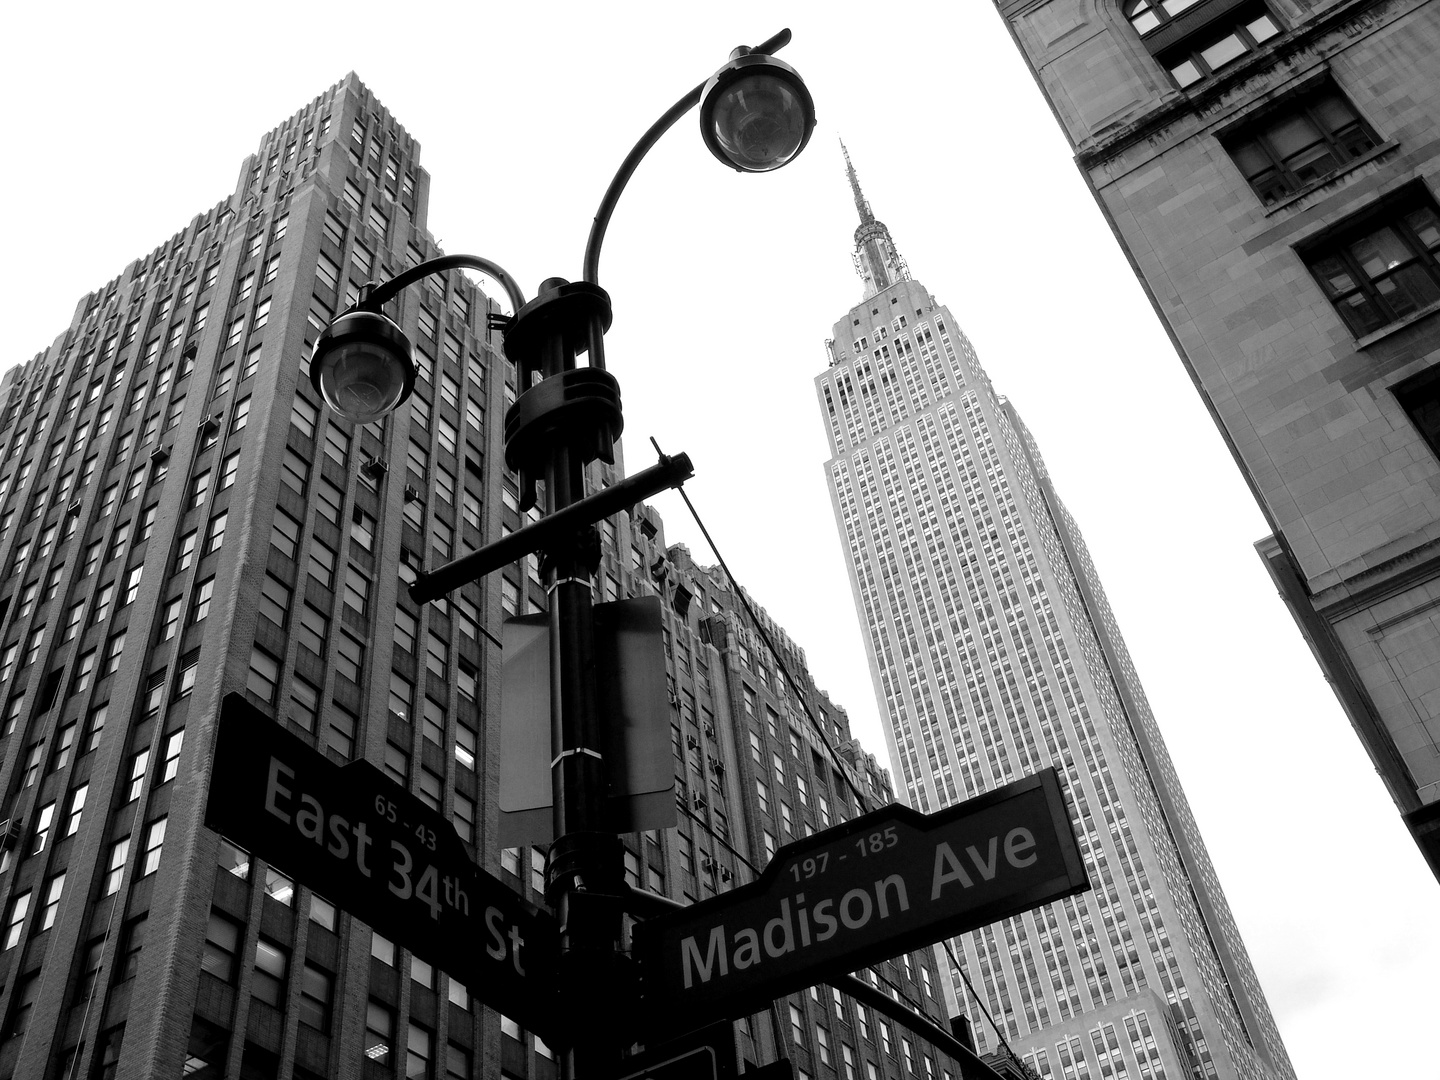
xmin=839 ymin=139 xmax=910 ymax=300
xmin=841 ymin=138 xmax=874 ymax=226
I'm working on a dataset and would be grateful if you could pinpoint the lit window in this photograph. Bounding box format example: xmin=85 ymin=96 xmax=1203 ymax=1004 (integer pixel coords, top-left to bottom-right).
xmin=190 ymin=577 xmax=215 ymax=625
xmin=141 ymin=817 xmax=166 ymax=875
xmin=1303 ymin=189 xmax=1440 ymax=336
xmin=102 ymin=837 xmax=129 ymax=895
xmin=3 ymin=892 xmax=31 ymax=949
xmin=161 ymin=730 xmax=184 ymax=782
xmin=1143 ymin=1 xmax=1281 ymax=86
xmin=252 ymin=939 xmax=288 ymax=1008
xmin=365 ymin=1001 xmax=394 ymax=1064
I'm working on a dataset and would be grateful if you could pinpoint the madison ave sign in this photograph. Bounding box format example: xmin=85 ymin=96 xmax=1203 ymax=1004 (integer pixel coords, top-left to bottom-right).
xmin=637 ymin=767 xmax=1087 ymax=1028
xmin=204 ymin=694 xmax=559 ymax=1036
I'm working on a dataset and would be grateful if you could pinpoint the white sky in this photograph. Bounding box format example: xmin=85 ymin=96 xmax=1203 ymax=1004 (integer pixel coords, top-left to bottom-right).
xmin=6 ymin=3 xmax=1438 ymax=1078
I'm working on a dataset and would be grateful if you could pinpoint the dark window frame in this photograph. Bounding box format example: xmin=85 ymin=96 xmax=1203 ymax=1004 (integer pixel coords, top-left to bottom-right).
xmin=1392 ymin=365 xmax=1440 ymax=461
xmin=1298 ymin=184 xmax=1440 ymax=338
xmin=1222 ymin=81 xmax=1381 ymax=207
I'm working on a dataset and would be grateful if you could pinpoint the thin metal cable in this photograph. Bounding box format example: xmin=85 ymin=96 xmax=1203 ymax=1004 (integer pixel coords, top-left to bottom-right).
xmin=663 ymin=472 xmax=876 ymax=819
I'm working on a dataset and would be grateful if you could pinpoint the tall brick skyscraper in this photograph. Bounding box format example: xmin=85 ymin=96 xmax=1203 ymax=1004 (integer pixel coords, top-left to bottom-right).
xmin=815 ymin=154 xmax=1295 ymax=1080
xmin=0 ymin=77 xmax=957 ymax=1080
xmin=989 ymin=0 xmax=1440 ymax=880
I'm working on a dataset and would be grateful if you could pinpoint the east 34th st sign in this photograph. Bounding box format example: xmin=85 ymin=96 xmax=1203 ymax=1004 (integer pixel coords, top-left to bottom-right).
xmin=204 ymin=694 xmax=558 ymax=1037
xmin=637 ymin=767 xmax=1087 ymax=1030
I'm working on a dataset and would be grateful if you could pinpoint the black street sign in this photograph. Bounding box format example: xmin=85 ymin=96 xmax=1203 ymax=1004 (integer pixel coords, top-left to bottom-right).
xmin=204 ymin=693 xmax=559 ymax=1036
xmin=637 ymin=767 xmax=1086 ymax=1028
xmin=614 ymin=1022 xmax=737 ymax=1080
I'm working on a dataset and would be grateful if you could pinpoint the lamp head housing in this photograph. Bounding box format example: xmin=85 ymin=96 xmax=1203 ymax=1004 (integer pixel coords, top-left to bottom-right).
xmin=310 ymin=309 xmax=416 ymax=425
xmin=700 ymin=52 xmax=816 ymax=173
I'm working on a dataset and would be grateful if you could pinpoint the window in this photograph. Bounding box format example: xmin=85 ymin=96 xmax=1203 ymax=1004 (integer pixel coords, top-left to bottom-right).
xmin=281 ymin=448 xmax=310 ymax=496
xmin=65 ymin=783 xmax=87 ymax=837
xmin=190 ymin=576 xmax=215 ymax=624
xmin=1126 ymin=0 xmax=1212 ymax=33
xmin=383 ymin=743 xmax=409 ymax=785
xmin=335 ymin=632 xmax=364 ymax=683
xmin=1150 ymin=1 xmax=1281 ymax=87
xmin=158 ymin=596 xmax=182 ymax=641
xmin=351 ymin=507 xmax=376 ymax=551
xmin=298 ymin=963 xmax=333 ymax=1030
xmin=309 ymin=541 xmax=337 ymax=588
xmin=259 ymin=574 xmax=291 ymax=628
xmin=290 ymin=678 xmax=319 ymax=732
xmin=7 ymin=972 xmax=38 ymax=1037
xmin=309 ymin=893 xmax=337 ymax=930
xmin=242 ymin=344 xmax=262 ymax=380
xmin=426 ymin=632 xmax=448 ymax=678
xmin=365 ymin=1001 xmax=394 ymax=1064
xmin=455 ymin=719 xmax=477 ymax=771
xmin=175 ymin=529 xmax=197 ymax=572
xmin=252 ymin=939 xmax=288 ymax=1007
xmin=31 ymin=802 xmax=55 ymax=854
xmin=316 ymin=254 xmax=341 ymax=290
xmin=126 ymin=750 xmax=150 ymax=802
xmin=299 ymin=606 xmax=328 ymax=656
xmin=248 ymin=647 xmax=280 ymax=704
xmin=408 ymin=1022 xmax=434 ymax=1079
xmin=202 ymin=912 xmax=241 ymax=982
xmin=175 ymin=652 xmax=200 ymax=698
xmin=323 ymin=423 xmax=349 ymax=467
xmin=1226 ymin=84 xmax=1380 ymax=206
xmin=85 ymin=703 xmax=107 ymax=752
xmin=446 ymin=1044 xmax=472 ymax=1080
xmin=1395 ymin=366 xmax=1440 ymax=462
xmin=114 ymin=914 xmax=147 ymax=982
xmin=102 ymin=837 xmax=129 ymax=895
xmin=140 ymin=817 xmax=167 ymax=877
xmin=262 ymin=515 xmax=298 ymax=566
xmin=343 ymin=565 xmax=370 ymax=616
xmin=102 ymin=630 xmax=126 ymax=676
xmin=161 ymin=729 xmax=184 ymax=782
xmin=371 ymin=932 xmax=395 ymax=965
xmin=326 ymin=705 xmax=357 ymax=758
xmin=218 ymin=451 xmax=240 ymax=491
xmin=187 ymin=470 xmax=211 ymax=511
xmin=454 ymin=791 xmax=475 ymax=842
xmin=199 ymin=512 xmax=227 ymax=560
xmin=218 ymin=838 xmax=251 ymax=880
xmin=291 ymin=395 xmax=318 ymax=439
xmin=316 ymin=478 xmax=344 ymax=524
xmin=1304 ymin=190 xmax=1440 ymax=336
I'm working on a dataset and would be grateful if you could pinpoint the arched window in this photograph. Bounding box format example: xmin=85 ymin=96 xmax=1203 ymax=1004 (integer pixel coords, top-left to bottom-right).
xmin=1123 ymin=0 xmax=1208 ymax=34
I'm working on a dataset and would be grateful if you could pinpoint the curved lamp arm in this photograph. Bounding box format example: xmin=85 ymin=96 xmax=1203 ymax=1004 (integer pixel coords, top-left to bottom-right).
xmin=359 ymin=253 xmax=527 ymax=316
xmin=582 ymin=28 xmax=793 ymax=285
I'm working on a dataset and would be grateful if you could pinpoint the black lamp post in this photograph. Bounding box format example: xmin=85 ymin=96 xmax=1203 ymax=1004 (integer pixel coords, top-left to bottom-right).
xmin=310 ymin=30 xmax=815 ymax=1076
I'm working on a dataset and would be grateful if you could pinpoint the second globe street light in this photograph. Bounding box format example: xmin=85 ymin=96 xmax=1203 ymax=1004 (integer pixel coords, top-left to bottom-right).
xmin=309 ymin=30 xmax=816 ymax=1079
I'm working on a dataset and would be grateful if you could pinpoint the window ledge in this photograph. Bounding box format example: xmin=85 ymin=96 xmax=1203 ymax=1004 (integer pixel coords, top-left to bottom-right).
xmin=1262 ymin=141 xmax=1402 ymax=216
xmin=1355 ymin=299 xmax=1440 ymax=349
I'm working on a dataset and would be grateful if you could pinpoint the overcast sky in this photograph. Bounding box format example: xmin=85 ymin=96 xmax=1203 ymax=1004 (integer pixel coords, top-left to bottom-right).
xmin=6 ymin=3 xmax=1438 ymax=1078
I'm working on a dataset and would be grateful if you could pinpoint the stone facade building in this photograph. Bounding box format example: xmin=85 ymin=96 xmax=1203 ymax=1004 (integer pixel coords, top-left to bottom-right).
xmin=991 ymin=0 xmax=1440 ymax=880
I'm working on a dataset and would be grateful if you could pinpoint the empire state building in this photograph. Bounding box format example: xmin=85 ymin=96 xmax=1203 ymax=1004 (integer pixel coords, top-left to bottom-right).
xmin=815 ymin=150 xmax=1295 ymax=1080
